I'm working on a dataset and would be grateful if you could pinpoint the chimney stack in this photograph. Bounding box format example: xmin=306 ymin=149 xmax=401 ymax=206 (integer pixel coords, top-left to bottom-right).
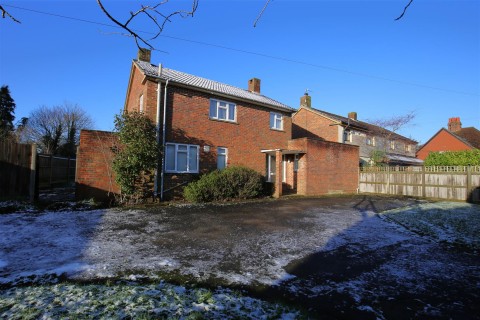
xmin=248 ymin=78 xmax=261 ymax=94
xmin=348 ymin=112 xmax=357 ymax=121
xmin=300 ymin=92 xmax=311 ymax=108
xmin=138 ymin=48 xmax=151 ymax=63
xmin=448 ymin=117 xmax=462 ymax=132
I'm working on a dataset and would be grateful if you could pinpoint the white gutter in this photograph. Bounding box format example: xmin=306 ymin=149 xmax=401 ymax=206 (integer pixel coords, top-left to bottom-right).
xmin=154 ymin=64 xmax=163 ymax=197
xmin=160 ymin=79 xmax=169 ymax=201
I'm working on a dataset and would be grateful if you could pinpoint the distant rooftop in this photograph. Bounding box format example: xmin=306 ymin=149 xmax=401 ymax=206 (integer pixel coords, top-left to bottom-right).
xmin=134 ymin=60 xmax=294 ymax=113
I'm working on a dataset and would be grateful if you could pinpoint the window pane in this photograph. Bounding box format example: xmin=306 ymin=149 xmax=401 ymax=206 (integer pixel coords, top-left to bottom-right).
xmin=276 ymin=118 xmax=282 ymax=130
xmin=166 ymin=145 xmax=176 ymax=171
xmin=218 ymin=107 xmax=227 ymax=120
xmin=217 ymin=147 xmax=227 ymax=170
xmin=177 ymin=150 xmax=187 ymax=171
xmin=228 ymin=104 xmax=235 ymax=121
xmin=270 ymin=113 xmax=275 ymax=128
xmin=209 ymin=100 xmax=217 ymax=118
xmin=189 ymin=146 xmax=198 ymax=172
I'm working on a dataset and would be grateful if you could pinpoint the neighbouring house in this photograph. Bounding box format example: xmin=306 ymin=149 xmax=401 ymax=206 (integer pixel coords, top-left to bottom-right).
xmin=416 ymin=117 xmax=480 ymax=160
xmin=292 ymin=93 xmax=422 ymax=166
xmin=76 ymin=49 xmax=359 ymax=201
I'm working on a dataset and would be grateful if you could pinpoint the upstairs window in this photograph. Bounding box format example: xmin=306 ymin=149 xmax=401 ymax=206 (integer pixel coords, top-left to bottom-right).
xmin=270 ymin=112 xmax=283 ymax=130
xmin=165 ymin=143 xmax=199 ymax=173
xmin=344 ymin=130 xmax=353 ymax=143
xmin=210 ymin=99 xmax=236 ymax=122
xmin=390 ymin=140 xmax=396 ymax=150
xmin=366 ymin=137 xmax=376 ymax=146
xmin=405 ymin=144 xmax=412 ymax=152
xmin=139 ymin=94 xmax=144 ymax=113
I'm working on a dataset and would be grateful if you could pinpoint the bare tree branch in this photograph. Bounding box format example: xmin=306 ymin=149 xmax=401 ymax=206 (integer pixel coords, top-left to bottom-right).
xmin=97 ymin=0 xmax=198 ymax=50
xmin=253 ymin=0 xmax=272 ymax=28
xmin=0 ymin=5 xmax=21 ymax=23
xmin=395 ymin=0 xmax=414 ymax=21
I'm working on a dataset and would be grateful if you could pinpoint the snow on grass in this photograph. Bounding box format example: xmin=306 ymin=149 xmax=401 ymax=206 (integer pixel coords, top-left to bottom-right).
xmin=0 ymin=281 xmax=301 ymax=319
xmin=380 ymin=202 xmax=480 ymax=250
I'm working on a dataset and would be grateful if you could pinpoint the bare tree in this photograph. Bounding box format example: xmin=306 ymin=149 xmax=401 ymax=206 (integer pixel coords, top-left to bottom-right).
xmin=21 ymin=103 xmax=93 ymax=156
xmin=0 ymin=5 xmax=20 ymax=23
xmin=96 ymin=0 xmax=198 ymax=50
xmin=367 ymin=111 xmax=417 ymax=165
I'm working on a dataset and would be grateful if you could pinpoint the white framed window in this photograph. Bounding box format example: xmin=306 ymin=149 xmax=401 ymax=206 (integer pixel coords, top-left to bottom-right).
xmin=366 ymin=137 xmax=372 ymax=145
xmin=217 ymin=147 xmax=228 ymax=170
xmin=165 ymin=143 xmax=199 ymax=173
xmin=209 ymin=99 xmax=236 ymax=122
xmin=270 ymin=112 xmax=283 ymax=130
xmin=372 ymin=137 xmax=376 ymax=146
xmin=344 ymin=130 xmax=352 ymax=143
xmin=390 ymin=140 xmax=396 ymax=150
xmin=139 ymin=94 xmax=144 ymax=113
xmin=405 ymin=144 xmax=412 ymax=152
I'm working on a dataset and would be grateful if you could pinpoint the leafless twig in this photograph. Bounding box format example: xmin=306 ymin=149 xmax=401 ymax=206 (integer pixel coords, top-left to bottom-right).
xmin=96 ymin=0 xmax=198 ymax=50
xmin=395 ymin=0 xmax=414 ymax=21
xmin=0 ymin=5 xmax=21 ymax=23
xmin=253 ymin=0 xmax=272 ymax=27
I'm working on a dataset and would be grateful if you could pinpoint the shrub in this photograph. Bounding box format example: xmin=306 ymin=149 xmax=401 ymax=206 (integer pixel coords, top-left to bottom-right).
xmin=111 ymin=112 xmax=159 ymax=204
xmin=184 ymin=166 xmax=265 ymax=203
xmin=424 ymin=149 xmax=480 ymax=166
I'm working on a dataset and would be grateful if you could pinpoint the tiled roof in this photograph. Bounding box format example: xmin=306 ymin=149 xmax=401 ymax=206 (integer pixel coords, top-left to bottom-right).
xmin=134 ymin=60 xmax=294 ymax=112
xmin=453 ymin=127 xmax=480 ymax=149
xmin=307 ymin=107 xmax=417 ymax=144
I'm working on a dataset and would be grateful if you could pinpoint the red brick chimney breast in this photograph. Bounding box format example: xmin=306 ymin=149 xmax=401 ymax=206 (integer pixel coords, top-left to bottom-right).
xmin=448 ymin=117 xmax=462 ymax=132
xmin=248 ymin=78 xmax=261 ymax=93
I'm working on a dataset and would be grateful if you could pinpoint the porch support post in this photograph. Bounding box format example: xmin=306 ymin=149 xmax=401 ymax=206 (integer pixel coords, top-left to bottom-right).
xmin=274 ymin=150 xmax=283 ymax=198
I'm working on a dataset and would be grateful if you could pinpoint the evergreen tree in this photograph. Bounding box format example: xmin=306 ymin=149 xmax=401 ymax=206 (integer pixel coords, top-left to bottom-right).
xmin=0 ymin=85 xmax=16 ymax=140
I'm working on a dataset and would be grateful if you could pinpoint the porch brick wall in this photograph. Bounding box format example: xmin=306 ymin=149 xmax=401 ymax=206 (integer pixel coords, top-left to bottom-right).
xmin=288 ymin=138 xmax=359 ymax=195
xmin=76 ymin=130 xmax=120 ymax=202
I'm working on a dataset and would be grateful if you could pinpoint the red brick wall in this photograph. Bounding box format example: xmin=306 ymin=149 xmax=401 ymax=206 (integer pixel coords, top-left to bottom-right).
xmin=417 ymin=129 xmax=472 ymax=160
xmin=125 ymin=65 xmax=158 ymax=122
xmin=76 ymin=130 xmax=120 ymax=202
xmin=292 ymin=108 xmax=339 ymax=142
xmin=289 ymin=138 xmax=359 ymax=195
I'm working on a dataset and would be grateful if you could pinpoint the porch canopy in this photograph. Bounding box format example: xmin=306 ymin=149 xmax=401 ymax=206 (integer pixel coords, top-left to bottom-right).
xmin=260 ymin=149 xmax=306 ymax=156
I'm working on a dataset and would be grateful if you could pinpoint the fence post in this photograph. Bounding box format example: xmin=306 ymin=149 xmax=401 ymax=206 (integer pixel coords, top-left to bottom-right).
xmin=467 ymin=166 xmax=472 ymax=202
xmin=422 ymin=166 xmax=426 ymax=198
xmin=29 ymin=144 xmax=37 ymax=202
xmin=386 ymin=166 xmax=390 ymax=195
xmin=49 ymin=155 xmax=53 ymax=188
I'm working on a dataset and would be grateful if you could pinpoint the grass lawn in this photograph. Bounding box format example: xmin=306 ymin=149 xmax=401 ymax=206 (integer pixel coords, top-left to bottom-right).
xmin=0 ymin=280 xmax=300 ymax=320
xmin=380 ymin=202 xmax=480 ymax=251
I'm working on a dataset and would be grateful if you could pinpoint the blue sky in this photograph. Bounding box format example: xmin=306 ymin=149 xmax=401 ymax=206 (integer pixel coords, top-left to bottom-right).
xmin=0 ymin=0 xmax=479 ymax=144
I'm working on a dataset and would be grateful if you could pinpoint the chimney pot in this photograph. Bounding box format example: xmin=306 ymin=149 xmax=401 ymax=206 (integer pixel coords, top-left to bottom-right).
xmin=138 ymin=48 xmax=151 ymax=63
xmin=348 ymin=112 xmax=358 ymax=120
xmin=300 ymin=93 xmax=311 ymax=108
xmin=448 ymin=117 xmax=462 ymax=132
xmin=248 ymin=78 xmax=261 ymax=94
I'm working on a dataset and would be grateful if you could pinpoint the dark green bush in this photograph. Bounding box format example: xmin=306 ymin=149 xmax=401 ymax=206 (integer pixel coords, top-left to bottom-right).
xmin=184 ymin=166 xmax=265 ymax=203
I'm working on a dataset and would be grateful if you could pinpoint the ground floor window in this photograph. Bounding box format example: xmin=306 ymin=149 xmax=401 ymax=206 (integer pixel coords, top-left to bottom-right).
xmin=266 ymin=154 xmax=276 ymax=182
xmin=217 ymin=147 xmax=228 ymax=170
xmin=165 ymin=143 xmax=199 ymax=173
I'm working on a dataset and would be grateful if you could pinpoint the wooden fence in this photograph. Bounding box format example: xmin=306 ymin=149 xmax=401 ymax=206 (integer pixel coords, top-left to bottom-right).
xmin=38 ymin=155 xmax=76 ymax=189
xmin=359 ymin=166 xmax=480 ymax=202
xmin=0 ymin=141 xmax=36 ymax=200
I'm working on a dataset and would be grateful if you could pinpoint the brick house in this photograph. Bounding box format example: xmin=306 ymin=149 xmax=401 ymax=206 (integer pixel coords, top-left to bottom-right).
xmin=416 ymin=117 xmax=480 ymax=160
xmin=292 ymin=93 xmax=422 ymax=166
xmin=76 ymin=50 xmax=359 ymax=201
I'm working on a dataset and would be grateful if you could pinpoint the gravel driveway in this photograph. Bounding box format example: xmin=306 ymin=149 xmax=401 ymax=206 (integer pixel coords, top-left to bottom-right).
xmin=1 ymin=195 xmax=479 ymax=319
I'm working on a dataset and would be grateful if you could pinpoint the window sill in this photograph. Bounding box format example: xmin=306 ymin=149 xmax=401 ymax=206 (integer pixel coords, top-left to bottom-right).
xmin=209 ymin=118 xmax=239 ymax=125
xmin=165 ymin=171 xmax=199 ymax=174
xmin=270 ymin=128 xmax=285 ymax=132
